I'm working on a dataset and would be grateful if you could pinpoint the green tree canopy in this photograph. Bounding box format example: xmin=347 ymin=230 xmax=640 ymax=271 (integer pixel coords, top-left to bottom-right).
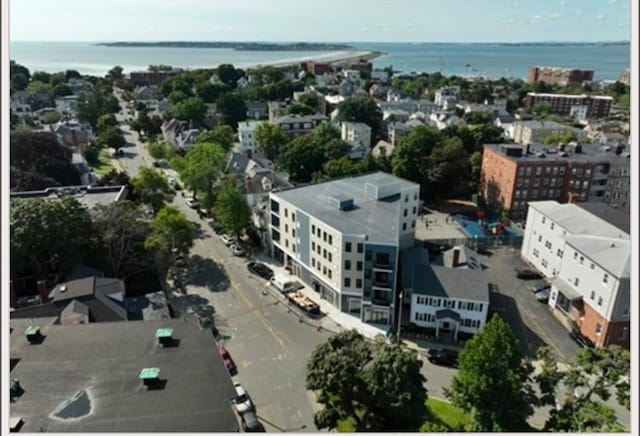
xmin=31 ymin=71 xmax=51 ymax=83
xmin=171 ymin=141 xmax=227 ymax=199
xmin=254 ymin=122 xmax=288 ymax=160
xmin=107 ymin=65 xmax=124 ymax=81
xmin=542 ymin=130 xmax=578 ymax=145
xmin=131 ymin=167 xmax=175 ymax=213
xmin=297 ymin=92 xmax=319 ymax=110
xmin=11 ymin=73 xmax=29 ymax=91
xmin=146 ymin=140 xmax=177 ymax=160
xmin=91 ymin=201 xmax=153 ymax=278
xmin=98 ymin=126 xmax=127 ymax=151
xmin=214 ymin=177 xmax=251 ymax=240
xmin=97 ymin=113 xmax=119 ymax=134
xmin=336 ymin=96 xmax=383 ymax=137
xmin=445 ymin=314 xmax=536 ymax=431
xmin=173 ymin=96 xmax=207 ymax=124
xmin=195 ymin=81 xmax=227 ymax=103
xmin=306 ymin=330 xmax=428 ymax=431
xmin=286 ymin=103 xmax=316 ymax=115
xmin=145 ymin=206 xmax=197 ymax=256
xmin=196 ymin=125 xmax=235 ymax=151
xmin=11 ymin=197 xmax=96 ymax=281
xmin=217 ymin=92 xmax=247 ymax=127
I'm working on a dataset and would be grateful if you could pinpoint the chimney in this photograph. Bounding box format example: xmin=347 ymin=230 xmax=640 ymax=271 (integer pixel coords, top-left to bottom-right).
xmin=37 ymin=280 xmax=49 ymax=303
xmin=452 ymin=247 xmax=461 ymax=268
xmin=10 ymin=280 xmax=17 ymax=308
xmin=522 ymin=143 xmax=530 ymax=155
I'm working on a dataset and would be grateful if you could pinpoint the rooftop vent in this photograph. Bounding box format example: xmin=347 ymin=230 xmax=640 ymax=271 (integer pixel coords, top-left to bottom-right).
xmin=25 ymin=325 xmax=42 ymax=344
xmin=329 ymin=195 xmax=355 ymax=211
xmin=536 ymin=152 xmax=546 ymax=158
xmin=155 ymin=328 xmax=176 ymax=347
xmin=139 ymin=367 xmax=161 ymax=388
xmin=59 ymin=285 xmax=67 ymax=293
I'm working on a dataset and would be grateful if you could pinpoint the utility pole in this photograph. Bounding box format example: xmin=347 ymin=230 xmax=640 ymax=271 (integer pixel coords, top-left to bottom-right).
xmin=396 ymin=290 xmax=404 ymax=344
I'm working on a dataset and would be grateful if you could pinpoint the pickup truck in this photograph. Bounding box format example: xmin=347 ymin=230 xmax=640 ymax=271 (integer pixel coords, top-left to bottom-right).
xmin=287 ymin=291 xmax=321 ymax=316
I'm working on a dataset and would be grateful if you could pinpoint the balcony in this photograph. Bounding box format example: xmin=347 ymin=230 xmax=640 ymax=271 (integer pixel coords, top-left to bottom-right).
xmin=372 ymin=297 xmax=393 ymax=306
xmin=373 ymin=281 xmax=393 ymax=289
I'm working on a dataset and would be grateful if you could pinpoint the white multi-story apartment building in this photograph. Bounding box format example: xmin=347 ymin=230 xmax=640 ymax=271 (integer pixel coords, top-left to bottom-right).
xmin=340 ymin=121 xmax=372 ymax=148
xmin=268 ymin=172 xmax=420 ymax=325
xmin=434 ymin=86 xmax=460 ymax=107
xmin=237 ymin=120 xmax=264 ymax=153
xmin=521 ymin=201 xmax=630 ymax=348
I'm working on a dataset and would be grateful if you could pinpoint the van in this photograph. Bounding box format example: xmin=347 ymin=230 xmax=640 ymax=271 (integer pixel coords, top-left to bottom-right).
xmin=241 ymin=409 xmax=261 ymax=432
xmin=270 ymin=274 xmax=296 ymax=294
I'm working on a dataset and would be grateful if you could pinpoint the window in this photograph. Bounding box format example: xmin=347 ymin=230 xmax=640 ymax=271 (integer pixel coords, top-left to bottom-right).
xmin=402 ymin=223 xmax=407 ymax=231
xmin=556 ymin=249 xmax=563 ymax=258
xmin=285 ymin=239 xmax=289 ymax=248
xmin=597 ymin=297 xmax=603 ymax=306
xmin=412 ymin=221 xmax=415 ymax=228
xmin=323 ymin=231 xmax=327 ymax=242
xmin=322 ymin=266 xmax=327 ymax=275
xmin=413 ymin=206 xmax=417 ymax=214
xmin=574 ymin=277 xmax=579 ymax=286
xmin=590 ymin=290 xmax=595 ymax=300
xmin=328 ymin=269 xmax=332 ymax=279
xmin=345 ymin=242 xmax=352 ymax=252
xmin=364 ymin=269 xmax=371 ymax=279
xmin=284 ymin=209 xmax=288 ymax=218
xmin=550 ymin=222 xmax=554 ymax=230
xmin=292 ymin=244 xmax=296 ymax=253
xmin=590 ymin=263 xmax=595 ymax=270
xmin=323 ymin=249 xmax=327 ymax=259
xmin=357 ymin=261 xmax=363 ymax=271
xmin=404 ymin=195 xmax=408 ymax=203
xmin=311 ymin=242 xmax=316 ymax=251
xmin=595 ymin=323 xmax=602 ymax=334
xmin=328 ymin=235 xmax=333 ymax=245
xmin=292 ymin=229 xmax=296 ymax=237
xmin=345 ymin=260 xmax=351 ymax=270
xmin=365 ymin=250 xmax=372 ymax=261
xmin=574 ymin=252 xmax=578 ymax=260
xmin=538 ymin=235 xmax=542 ymax=242
xmin=403 ymin=209 xmax=408 ymax=217
xmin=357 ymin=243 xmax=364 ymax=253
xmin=328 ymin=253 xmax=332 ymax=262
xmin=356 ymin=278 xmax=362 ymax=288
xmin=603 ymin=274 xmax=609 ymax=284
xmin=285 ymin=224 xmax=289 ymax=232
xmin=317 ymin=245 xmax=321 ymax=254
xmin=291 ymin=212 xmax=295 ymax=221
xmin=312 ymin=224 xmax=315 ymax=234
xmin=317 ymin=227 xmax=321 ymax=237
xmin=542 ymin=217 xmax=546 ymax=224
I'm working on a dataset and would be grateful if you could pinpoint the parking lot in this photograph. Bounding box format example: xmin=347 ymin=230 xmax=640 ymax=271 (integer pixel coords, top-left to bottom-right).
xmin=479 ymin=246 xmax=579 ymax=362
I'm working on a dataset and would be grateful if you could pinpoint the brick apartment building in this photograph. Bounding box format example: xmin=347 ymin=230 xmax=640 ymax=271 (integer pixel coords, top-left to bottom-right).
xmin=128 ymin=68 xmax=183 ymax=87
xmin=524 ymin=92 xmax=613 ymax=118
xmin=526 ymin=66 xmax=594 ymax=86
xmin=479 ymin=142 xmax=630 ymax=220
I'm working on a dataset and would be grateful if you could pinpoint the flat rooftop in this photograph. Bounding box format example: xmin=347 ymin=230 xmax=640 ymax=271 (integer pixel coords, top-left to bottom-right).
xmin=9 ymin=317 xmax=238 ymax=432
xmin=10 ymin=185 xmax=127 ymax=210
xmin=485 ymin=143 xmax=630 ymax=164
xmin=273 ymin=172 xmax=419 ymax=244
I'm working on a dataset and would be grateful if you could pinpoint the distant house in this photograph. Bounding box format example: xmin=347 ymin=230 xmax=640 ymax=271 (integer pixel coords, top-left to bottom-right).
xmin=72 ymin=152 xmax=97 ymax=185
xmin=246 ymin=101 xmax=267 ymax=119
xmin=237 ymin=120 xmax=264 ymax=153
xmin=161 ymin=118 xmax=199 ymax=150
xmin=341 ymin=121 xmax=372 ymax=148
xmin=67 ymin=78 xmax=94 ymax=97
xmin=434 ymin=86 xmax=460 ymax=107
xmin=55 ymin=95 xmax=78 ymax=116
xmin=12 ymin=90 xmax=54 ymax=110
xmin=511 ymin=120 xmax=586 ymax=145
xmin=268 ymin=101 xmax=289 ymax=121
xmin=236 ymin=76 xmax=250 ymax=89
xmin=371 ymin=139 xmax=395 ymax=158
xmin=387 ymin=121 xmax=413 ymax=145
xmin=53 ymin=119 xmax=95 ymax=151
xmin=429 ymin=111 xmax=467 ymax=130
xmin=272 ymin=114 xmax=328 ymax=138
xmin=10 ymin=185 xmax=128 ymax=209
xmin=383 ymin=109 xmax=410 ymax=123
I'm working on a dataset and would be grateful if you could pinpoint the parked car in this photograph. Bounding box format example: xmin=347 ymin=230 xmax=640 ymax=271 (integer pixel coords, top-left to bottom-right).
xmin=241 ymin=409 xmax=263 ymax=432
xmin=231 ymin=382 xmax=254 ymax=415
xmin=247 ymin=262 xmax=274 ymax=280
xmin=515 ymin=268 xmax=542 ymax=280
xmin=530 ymin=281 xmax=550 ymax=294
xmin=220 ymin=234 xmax=236 ymax=246
xmin=185 ymin=197 xmax=200 ymax=209
xmin=167 ymin=177 xmax=182 ymax=190
xmin=209 ymin=221 xmax=224 ymax=234
xmin=197 ymin=208 xmax=209 ymax=218
xmin=426 ymin=348 xmax=459 ymax=367
xmin=217 ymin=345 xmax=237 ymax=374
xmin=230 ymin=244 xmax=245 ymax=257
xmin=535 ymin=288 xmax=550 ymax=303
xmin=476 ymin=247 xmax=493 ymax=257
xmin=569 ymin=328 xmax=595 ymax=348
xmin=174 ymin=255 xmax=187 ymax=268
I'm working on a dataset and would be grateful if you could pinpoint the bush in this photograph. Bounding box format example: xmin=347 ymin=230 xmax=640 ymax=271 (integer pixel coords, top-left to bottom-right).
xmin=83 ymin=146 xmax=100 ymax=165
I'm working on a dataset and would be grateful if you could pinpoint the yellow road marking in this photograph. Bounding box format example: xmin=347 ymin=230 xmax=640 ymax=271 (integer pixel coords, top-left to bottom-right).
xmin=196 ymin=240 xmax=287 ymax=349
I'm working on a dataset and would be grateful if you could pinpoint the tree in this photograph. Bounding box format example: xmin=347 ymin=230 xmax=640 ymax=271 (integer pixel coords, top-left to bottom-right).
xmin=11 ymin=73 xmax=29 ymax=91
xmin=145 ymin=206 xmax=197 ymax=255
xmin=171 ymin=142 xmax=227 ymax=199
xmin=10 ymin=62 xmax=31 ymax=81
xmin=160 ymin=75 xmax=194 ymax=98
xmin=323 ymin=157 xmax=361 ymax=179
xmin=217 ymin=63 xmax=240 ymax=88
xmin=195 ymin=81 xmax=227 ymax=103
xmin=255 ymin=122 xmax=288 ymax=160
xmin=286 ymin=103 xmax=316 ymax=115
xmin=217 ymin=92 xmax=247 ymax=127
xmin=468 ymin=151 xmax=483 ymax=193
xmin=336 ymin=96 xmax=383 ymax=137
xmin=542 ymin=130 xmax=578 ymax=145
xmin=297 ymin=92 xmax=319 ymax=110
xmin=27 ymin=80 xmax=53 ymax=96
xmin=391 ymin=126 xmax=441 ymax=186
xmin=214 ymin=177 xmax=251 ymax=240
xmin=173 ymin=96 xmax=207 ymax=124
xmin=306 ymin=330 xmax=428 ymax=431
xmin=132 ymin=167 xmax=175 ymax=213
xmin=196 ymin=125 xmax=235 ymax=152
xmin=11 ymin=197 xmax=96 ymax=282
xmin=97 ymin=113 xmax=119 ymax=134
xmin=532 ymin=102 xmax=552 ymax=119
xmin=107 ymin=65 xmax=124 ymax=81
xmin=40 ymin=111 xmax=62 ymax=124
xmin=98 ymin=126 xmax=127 ymax=151
xmin=445 ymin=314 xmax=536 ymax=431
xmin=424 ymin=136 xmax=469 ymax=198
xmin=65 ymin=69 xmax=82 ymax=80
xmin=463 ymin=111 xmax=493 ymax=125
xmin=31 ymin=71 xmax=51 ymax=83
xmin=146 ymin=140 xmax=177 ymax=160
xmin=53 ymin=83 xmax=73 ymax=97
xmin=540 ymin=345 xmax=630 ymax=432
xmin=91 ymin=201 xmax=153 ymax=278
xmin=10 ymin=132 xmax=81 ymax=191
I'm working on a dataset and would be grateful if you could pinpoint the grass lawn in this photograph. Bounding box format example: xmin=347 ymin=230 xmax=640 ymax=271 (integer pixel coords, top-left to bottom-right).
xmin=91 ymin=149 xmax=115 ymax=176
xmin=426 ymin=397 xmax=473 ymax=431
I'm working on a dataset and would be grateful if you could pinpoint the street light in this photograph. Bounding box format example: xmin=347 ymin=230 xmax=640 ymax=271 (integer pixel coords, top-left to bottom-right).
xmin=396 ymin=290 xmax=404 ymax=344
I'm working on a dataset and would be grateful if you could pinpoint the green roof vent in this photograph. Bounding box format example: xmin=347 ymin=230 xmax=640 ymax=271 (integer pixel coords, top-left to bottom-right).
xmin=25 ymin=325 xmax=41 ymax=344
xmin=155 ymin=328 xmax=174 ymax=346
xmin=139 ymin=367 xmax=160 ymax=387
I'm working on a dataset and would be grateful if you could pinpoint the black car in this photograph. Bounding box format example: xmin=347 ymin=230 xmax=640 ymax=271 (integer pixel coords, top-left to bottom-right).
xmin=426 ymin=348 xmax=459 ymax=367
xmin=515 ymin=268 xmax=543 ymax=280
xmin=247 ymin=262 xmax=274 ymax=280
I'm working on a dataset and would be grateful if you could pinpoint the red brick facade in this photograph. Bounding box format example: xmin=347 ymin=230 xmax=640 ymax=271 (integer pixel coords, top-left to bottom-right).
xmin=570 ymin=301 xmax=630 ymax=348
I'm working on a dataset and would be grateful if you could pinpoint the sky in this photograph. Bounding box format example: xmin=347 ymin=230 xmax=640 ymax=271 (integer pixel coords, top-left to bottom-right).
xmin=10 ymin=0 xmax=631 ymax=43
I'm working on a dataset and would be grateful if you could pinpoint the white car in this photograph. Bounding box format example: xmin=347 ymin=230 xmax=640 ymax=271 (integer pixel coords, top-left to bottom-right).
xmin=232 ymin=382 xmax=254 ymax=414
xmin=230 ymin=244 xmax=245 ymax=256
xmin=185 ymin=197 xmax=200 ymax=209
xmin=220 ymin=234 xmax=236 ymax=246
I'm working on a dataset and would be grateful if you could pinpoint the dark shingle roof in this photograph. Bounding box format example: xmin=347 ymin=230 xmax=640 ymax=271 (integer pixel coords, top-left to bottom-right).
xmin=413 ymin=265 xmax=489 ymax=302
xmin=575 ymin=202 xmax=630 ymax=235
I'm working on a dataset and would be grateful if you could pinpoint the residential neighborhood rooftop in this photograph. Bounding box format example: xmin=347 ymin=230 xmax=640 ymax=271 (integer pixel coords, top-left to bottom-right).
xmin=9 ymin=317 xmax=239 ymax=432
xmin=10 ymin=185 xmax=127 ymax=209
xmin=528 ymin=201 xmax=630 ymax=238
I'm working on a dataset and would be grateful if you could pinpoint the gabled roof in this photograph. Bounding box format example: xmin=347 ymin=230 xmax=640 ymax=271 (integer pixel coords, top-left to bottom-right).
xmin=529 ymin=201 xmax=629 ymax=238
xmin=61 ymin=299 xmax=89 ymax=317
xmin=564 ymin=235 xmax=630 ymax=278
xmin=413 ymin=265 xmax=489 ymax=302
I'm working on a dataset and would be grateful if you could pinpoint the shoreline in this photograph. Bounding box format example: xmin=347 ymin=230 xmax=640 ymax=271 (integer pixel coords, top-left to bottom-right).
xmin=254 ymin=50 xmax=384 ymax=69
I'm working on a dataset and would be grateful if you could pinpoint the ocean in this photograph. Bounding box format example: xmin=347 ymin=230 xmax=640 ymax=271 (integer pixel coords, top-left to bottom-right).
xmin=9 ymin=41 xmax=630 ymax=81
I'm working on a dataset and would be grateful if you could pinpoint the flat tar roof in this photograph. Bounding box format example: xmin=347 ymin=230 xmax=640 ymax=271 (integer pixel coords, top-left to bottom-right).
xmin=9 ymin=317 xmax=239 ymax=432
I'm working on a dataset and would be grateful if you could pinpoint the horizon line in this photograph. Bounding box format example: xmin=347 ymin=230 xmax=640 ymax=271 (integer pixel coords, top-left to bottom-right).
xmin=10 ymin=39 xmax=631 ymax=44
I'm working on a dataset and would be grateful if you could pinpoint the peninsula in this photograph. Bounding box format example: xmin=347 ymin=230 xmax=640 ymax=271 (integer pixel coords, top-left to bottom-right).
xmin=97 ymin=41 xmax=355 ymax=51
